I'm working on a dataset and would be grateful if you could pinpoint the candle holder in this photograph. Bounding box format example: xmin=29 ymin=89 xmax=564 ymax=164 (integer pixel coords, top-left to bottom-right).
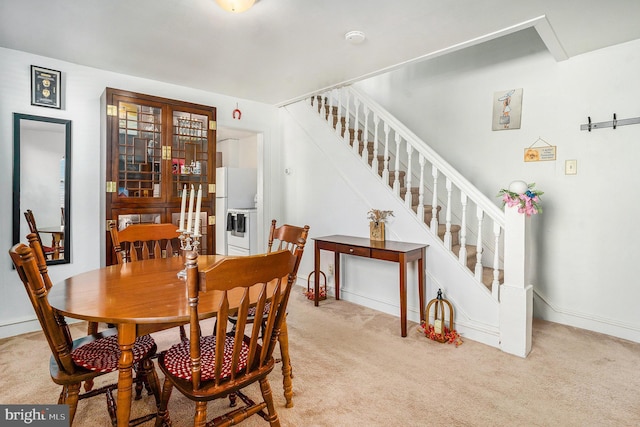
xmin=176 ymin=230 xmax=201 ymax=279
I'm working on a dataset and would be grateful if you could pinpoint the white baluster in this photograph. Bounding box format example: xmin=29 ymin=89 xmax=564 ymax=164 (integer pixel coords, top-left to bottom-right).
xmin=444 ymin=178 xmax=452 ymax=250
xmin=459 ymin=193 xmax=468 ymax=265
xmin=321 ymin=93 xmax=327 ymax=119
xmin=475 ymin=206 xmax=484 ymax=280
xmin=492 ymin=221 xmax=501 ymax=299
xmin=382 ymin=123 xmax=390 ymax=185
xmin=404 ymin=143 xmax=413 ymax=208
xmin=417 ymin=155 xmax=425 ymax=222
xmin=327 ymin=90 xmax=334 ymax=127
xmin=393 ymin=133 xmax=401 ymax=196
xmin=430 ymin=165 xmax=439 ymax=232
xmin=362 ymin=105 xmax=369 ymax=162
xmin=372 ymin=114 xmax=380 ymax=172
xmin=335 ymin=88 xmax=343 ymax=136
xmin=352 ymin=98 xmax=360 ymax=154
xmin=343 ymin=91 xmax=351 ymax=145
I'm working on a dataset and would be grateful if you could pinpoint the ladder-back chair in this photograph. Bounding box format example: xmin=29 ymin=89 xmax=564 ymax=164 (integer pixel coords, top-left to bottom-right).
xmin=155 ymin=249 xmax=297 ymax=427
xmin=9 ymin=234 xmax=161 ymax=426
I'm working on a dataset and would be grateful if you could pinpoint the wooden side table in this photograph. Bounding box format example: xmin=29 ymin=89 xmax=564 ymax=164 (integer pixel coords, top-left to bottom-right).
xmin=312 ymin=235 xmax=427 ymax=337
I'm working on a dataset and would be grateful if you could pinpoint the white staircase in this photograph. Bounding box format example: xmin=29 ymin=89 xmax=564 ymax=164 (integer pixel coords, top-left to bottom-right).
xmin=290 ymin=85 xmax=533 ymax=357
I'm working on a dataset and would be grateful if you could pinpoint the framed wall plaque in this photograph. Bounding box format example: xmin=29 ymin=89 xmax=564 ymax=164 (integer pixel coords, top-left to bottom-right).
xmin=31 ymin=65 xmax=61 ymax=109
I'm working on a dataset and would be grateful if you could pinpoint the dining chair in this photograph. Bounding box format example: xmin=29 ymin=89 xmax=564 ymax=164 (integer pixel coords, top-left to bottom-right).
xmin=225 ymin=220 xmax=309 ymax=408
xmin=9 ymin=234 xmax=161 ymax=426
xmin=155 ymin=249 xmax=297 ymax=427
xmin=97 ymin=222 xmax=185 ymax=338
xmin=24 ymin=209 xmax=60 ymax=260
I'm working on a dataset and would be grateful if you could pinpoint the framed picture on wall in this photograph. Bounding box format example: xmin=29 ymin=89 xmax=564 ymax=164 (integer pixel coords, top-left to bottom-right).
xmin=492 ymin=88 xmax=522 ymax=130
xmin=31 ymin=65 xmax=61 ymax=109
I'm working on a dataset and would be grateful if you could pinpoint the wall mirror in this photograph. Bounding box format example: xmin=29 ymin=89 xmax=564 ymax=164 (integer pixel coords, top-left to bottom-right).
xmin=12 ymin=113 xmax=71 ymax=265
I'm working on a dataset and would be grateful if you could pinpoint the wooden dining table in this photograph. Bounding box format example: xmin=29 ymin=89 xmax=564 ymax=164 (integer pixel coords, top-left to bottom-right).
xmin=47 ymin=255 xmax=294 ymax=426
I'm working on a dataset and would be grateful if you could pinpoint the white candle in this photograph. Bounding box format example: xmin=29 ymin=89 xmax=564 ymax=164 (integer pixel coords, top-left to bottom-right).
xmin=178 ymin=185 xmax=187 ymax=231
xmin=186 ymin=184 xmax=195 ymax=234
xmin=193 ymin=185 xmax=203 ymax=236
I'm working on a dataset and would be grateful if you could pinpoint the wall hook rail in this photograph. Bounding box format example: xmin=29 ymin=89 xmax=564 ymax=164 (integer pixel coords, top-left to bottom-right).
xmin=580 ymin=113 xmax=640 ymax=131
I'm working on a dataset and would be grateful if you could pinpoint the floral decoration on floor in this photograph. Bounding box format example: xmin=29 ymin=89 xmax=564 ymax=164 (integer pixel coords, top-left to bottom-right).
xmin=497 ymin=182 xmax=544 ymax=216
xmin=418 ymin=322 xmax=463 ymax=346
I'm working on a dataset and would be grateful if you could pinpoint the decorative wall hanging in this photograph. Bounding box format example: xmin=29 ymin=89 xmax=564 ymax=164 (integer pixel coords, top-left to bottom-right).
xmin=492 ymin=88 xmax=522 ymax=130
xmin=524 ymin=137 xmax=556 ymax=162
xmin=31 ymin=65 xmax=61 ymax=109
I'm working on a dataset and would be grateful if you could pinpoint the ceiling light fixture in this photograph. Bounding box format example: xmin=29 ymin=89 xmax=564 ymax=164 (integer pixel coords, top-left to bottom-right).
xmin=215 ymin=0 xmax=256 ymax=13
xmin=345 ymin=30 xmax=366 ymax=44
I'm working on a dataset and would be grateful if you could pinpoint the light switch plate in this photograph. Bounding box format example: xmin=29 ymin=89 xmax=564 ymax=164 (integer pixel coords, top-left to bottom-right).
xmin=565 ymin=159 xmax=577 ymax=175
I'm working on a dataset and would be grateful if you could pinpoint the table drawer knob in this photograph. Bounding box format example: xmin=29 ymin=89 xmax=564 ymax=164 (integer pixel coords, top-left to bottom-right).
xmin=349 ymin=248 xmax=354 ymax=253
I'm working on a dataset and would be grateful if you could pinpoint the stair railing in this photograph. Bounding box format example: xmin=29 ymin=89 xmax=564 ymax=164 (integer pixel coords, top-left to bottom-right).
xmin=309 ymin=86 xmax=507 ymax=299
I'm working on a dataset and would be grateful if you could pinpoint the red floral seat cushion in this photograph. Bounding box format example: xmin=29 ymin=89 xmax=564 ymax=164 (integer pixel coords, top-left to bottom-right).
xmin=163 ymin=335 xmax=249 ymax=381
xmin=247 ymin=302 xmax=270 ymax=317
xmin=71 ymin=334 xmax=156 ymax=373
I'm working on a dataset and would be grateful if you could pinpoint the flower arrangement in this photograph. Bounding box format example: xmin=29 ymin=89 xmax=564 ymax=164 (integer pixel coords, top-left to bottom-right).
xmin=497 ymin=182 xmax=544 ymax=217
xmin=418 ymin=322 xmax=463 ymax=346
xmin=367 ymin=209 xmax=394 ymax=224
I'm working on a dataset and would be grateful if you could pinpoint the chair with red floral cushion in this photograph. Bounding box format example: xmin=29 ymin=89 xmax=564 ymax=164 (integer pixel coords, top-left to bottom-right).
xmin=225 ymin=220 xmax=309 ymax=408
xmin=154 ymin=249 xmax=297 ymax=427
xmin=9 ymin=234 xmax=161 ymax=426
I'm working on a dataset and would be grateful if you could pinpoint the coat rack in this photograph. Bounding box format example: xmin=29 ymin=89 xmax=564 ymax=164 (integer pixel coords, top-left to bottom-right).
xmin=580 ymin=113 xmax=640 ymax=131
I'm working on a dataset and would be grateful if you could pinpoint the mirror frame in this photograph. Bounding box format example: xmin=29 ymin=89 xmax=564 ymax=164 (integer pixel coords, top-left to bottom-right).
xmin=12 ymin=113 xmax=71 ymax=265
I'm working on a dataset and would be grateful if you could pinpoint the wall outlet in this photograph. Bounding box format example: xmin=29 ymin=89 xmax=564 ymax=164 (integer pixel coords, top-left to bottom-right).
xmin=328 ymin=263 xmax=334 ymax=276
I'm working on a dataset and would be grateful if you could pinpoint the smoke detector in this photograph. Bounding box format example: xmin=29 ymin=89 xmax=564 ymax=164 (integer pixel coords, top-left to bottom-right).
xmin=345 ymin=30 xmax=366 ymax=44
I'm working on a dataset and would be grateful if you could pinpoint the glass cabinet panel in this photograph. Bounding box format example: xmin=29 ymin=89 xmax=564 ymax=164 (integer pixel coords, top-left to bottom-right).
xmin=172 ymin=111 xmax=209 ymax=199
xmin=117 ymin=102 xmax=163 ymax=198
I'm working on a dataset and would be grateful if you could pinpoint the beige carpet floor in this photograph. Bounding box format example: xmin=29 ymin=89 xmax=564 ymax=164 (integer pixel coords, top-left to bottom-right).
xmin=1 ymin=287 xmax=640 ymax=426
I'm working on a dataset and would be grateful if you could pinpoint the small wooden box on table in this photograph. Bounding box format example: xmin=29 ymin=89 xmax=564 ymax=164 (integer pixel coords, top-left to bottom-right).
xmin=312 ymin=235 xmax=427 ymax=337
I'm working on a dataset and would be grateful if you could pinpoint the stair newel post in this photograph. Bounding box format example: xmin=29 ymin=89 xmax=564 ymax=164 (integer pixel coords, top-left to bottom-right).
xmin=352 ymin=98 xmax=361 ymax=154
xmin=474 ymin=206 xmax=484 ymax=280
xmin=492 ymin=221 xmax=502 ymax=299
xmin=335 ymin=88 xmax=343 ymax=136
xmin=444 ymin=178 xmax=453 ymax=250
xmin=459 ymin=193 xmax=468 ymax=263
xmin=430 ymin=165 xmax=439 ymax=232
xmin=372 ymin=114 xmax=380 ymax=172
xmin=343 ymin=91 xmax=351 ymax=145
xmin=417 ymin=154 xmax=426 ymax=222
xmin=393 ymin=133 xmax=401 ymax=196
xmin=362 ymin=105 xmax=370 ymax=163
xmin=404 ymin=144 xmax=413 ymax=208
xmin=382 ymin=122 xmax=390 ymax=185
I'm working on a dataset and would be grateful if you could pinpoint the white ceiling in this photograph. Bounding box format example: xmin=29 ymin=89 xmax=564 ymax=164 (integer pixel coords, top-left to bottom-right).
xmin=2 ymin=0 xmax=640 ymax=106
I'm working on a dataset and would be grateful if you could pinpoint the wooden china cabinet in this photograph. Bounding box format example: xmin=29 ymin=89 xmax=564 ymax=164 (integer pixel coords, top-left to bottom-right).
xmin=103 ymin=88 xmax=217 ymax=265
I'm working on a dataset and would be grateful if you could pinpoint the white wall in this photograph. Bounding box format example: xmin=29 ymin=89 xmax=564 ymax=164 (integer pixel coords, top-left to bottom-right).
xmin=349 ymin=29 xmax=640 ymax=342
xmin=0 ymin=47 xmax=280 ymax=338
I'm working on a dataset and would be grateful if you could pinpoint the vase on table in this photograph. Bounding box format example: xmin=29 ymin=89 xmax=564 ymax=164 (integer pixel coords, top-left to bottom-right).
xmin=369 ymin=221 xmax=385 ymax=241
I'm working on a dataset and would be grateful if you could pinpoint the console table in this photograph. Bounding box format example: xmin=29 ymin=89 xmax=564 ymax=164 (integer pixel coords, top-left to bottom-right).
xmin=313 ymin=235 xmax=427 ymax=337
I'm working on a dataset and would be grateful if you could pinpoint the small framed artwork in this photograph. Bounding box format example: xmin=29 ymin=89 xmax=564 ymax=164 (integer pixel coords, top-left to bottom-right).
xmin=492 ymin=88 xmax=523 ymax=131
xmin=31 ymin=65 xmax=61 ymax=109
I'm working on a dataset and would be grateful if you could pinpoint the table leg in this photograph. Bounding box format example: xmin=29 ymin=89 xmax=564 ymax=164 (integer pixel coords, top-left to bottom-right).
xmin=116 ymin=324 xmax=136 ymax=427
xmin=334 ymin=251 xmax=340 ymax=300
xmin=279 ymin=319 xmax=294 ymax=408
xmin=418 ymin=249 xmax=425 ymax=324
xmin=399 ymin=253 xmax=407 ymax=337
xmin=314 ymin=242 xmax=320 ymax=307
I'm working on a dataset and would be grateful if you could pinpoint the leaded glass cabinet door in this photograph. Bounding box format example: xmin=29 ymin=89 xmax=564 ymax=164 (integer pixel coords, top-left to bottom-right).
xmin=104 ymin=88 xmax=216 ymax=266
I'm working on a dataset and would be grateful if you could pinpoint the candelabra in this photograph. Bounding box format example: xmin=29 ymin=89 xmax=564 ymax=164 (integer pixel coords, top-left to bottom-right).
xmin=176 ymin=230 xmax=201 ymax=279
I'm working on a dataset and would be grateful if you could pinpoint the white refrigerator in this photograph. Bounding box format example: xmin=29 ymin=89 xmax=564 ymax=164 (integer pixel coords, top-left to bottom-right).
xmin=215 ymin=167 xmax=257 ymax=255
